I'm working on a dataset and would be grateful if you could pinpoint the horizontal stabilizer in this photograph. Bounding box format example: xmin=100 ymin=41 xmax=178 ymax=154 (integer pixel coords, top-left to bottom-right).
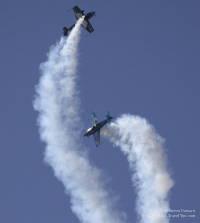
xmin=63 ymin=24 xmax=75 ymax=36
xmin=106 ymin=111 xmax=114 ymax=124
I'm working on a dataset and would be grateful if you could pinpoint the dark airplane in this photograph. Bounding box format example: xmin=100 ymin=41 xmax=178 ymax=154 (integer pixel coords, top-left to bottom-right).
xmin=63 ymin=5 xmax=96 ymax=36
xmin=84 ymin=111 xmax=114 ymax=147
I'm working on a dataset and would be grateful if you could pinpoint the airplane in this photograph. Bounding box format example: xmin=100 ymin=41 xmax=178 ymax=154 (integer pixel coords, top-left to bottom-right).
xmin=84 ymin=111 xmax=114 ymax=147
xmin=63 ymin=5 xmax=96 ymax=36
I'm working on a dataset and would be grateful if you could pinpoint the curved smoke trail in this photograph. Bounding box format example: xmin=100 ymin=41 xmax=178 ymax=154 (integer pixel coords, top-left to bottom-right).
xmin=102 ymin=115 xmax=174 ymax=223
xmin=33 ymin=18 xmax=127 ymax=223
xmin=34 ymin=16 xmax=173 ymax=223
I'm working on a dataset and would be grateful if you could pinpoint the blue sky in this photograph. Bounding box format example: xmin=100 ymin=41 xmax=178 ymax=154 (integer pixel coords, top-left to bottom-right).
xmin=0 ymin=1 xmax=199 ymax=222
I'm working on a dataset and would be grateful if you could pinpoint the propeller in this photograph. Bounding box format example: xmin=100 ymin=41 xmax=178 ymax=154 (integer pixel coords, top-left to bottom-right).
xmin=85 ymin=33 xmax=90 ymax=37
xmin=92 ymin=11 xmax=97 ymax=17
xmin=67 ymin=8 xmax=73 ymax=12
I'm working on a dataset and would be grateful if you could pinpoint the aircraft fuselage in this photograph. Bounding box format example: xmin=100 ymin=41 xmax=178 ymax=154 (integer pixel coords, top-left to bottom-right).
xmin=84 ymin=119 xmax=107 ymax=137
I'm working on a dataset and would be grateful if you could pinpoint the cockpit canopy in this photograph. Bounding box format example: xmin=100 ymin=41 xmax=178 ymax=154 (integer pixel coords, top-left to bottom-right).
xmin=86 ymin=127 xmax=92 ymax=133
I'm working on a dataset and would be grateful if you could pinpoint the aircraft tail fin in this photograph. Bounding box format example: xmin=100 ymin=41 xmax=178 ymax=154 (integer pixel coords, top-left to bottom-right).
xmin=106 ymin=111 xmax=114 ymax=124
xmin=63 ymin=27 xmax=69 ymax=36
xmin=63 ymin=24 xmax=75 ymax=36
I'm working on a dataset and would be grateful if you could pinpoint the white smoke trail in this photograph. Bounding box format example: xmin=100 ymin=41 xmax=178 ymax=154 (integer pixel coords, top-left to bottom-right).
xmin=102 ymin=114 xmax=174 ymax=223
xmin=33 ymin=18 xmax=127 ymax=223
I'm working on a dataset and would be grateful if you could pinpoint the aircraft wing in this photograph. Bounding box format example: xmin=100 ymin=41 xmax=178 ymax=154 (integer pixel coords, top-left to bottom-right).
xmin=93 ymin=130 xmax=100 ymax=147
xmin=91 ymin=112 xmax=98 ymax=126
xmin=73 ymin=6 xmax=84 ymax=20
xmin=81 ymin=20 xmax=94 ymax=33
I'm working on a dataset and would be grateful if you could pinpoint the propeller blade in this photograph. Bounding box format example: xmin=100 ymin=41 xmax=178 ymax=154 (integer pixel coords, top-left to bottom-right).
xmin=67 ymin=8 xmax=72 ymax=12
xmin=85 ymin=33 xmax=90 ymax=37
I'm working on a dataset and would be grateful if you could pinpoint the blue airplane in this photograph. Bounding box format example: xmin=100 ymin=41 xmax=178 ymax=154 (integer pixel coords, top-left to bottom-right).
xmin=84 ymin=111 xmax=114 ymax=147
xmin=63 ymin=5 xmax=96 ymax=36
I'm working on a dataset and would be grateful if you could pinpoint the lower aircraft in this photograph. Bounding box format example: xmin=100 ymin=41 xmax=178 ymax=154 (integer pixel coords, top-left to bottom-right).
xmin=84 ymin=111 xmax=114 ymax=147
xmin=63 ymin=5 xmax=96 ymax=36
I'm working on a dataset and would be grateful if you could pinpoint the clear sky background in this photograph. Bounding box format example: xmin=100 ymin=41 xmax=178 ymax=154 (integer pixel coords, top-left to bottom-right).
xmin=0 ymin=1 xmax=199 ymax=222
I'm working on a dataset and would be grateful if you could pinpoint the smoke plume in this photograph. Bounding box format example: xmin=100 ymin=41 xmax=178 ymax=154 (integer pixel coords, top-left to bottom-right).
xmin=101 ymin=114 xmax=174 ymax=223
xmin=33 ymin=18 xmax=127 ymax=223
xmin=34 ymin=15 xmax=173 ymax=223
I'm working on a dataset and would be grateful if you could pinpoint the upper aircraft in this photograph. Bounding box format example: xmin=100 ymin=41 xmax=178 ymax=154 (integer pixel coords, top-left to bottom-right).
xmin=84 ymin=111 xmax=114 ymax=147
xmin=63 ymin=5 xmax=96 ymax=36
